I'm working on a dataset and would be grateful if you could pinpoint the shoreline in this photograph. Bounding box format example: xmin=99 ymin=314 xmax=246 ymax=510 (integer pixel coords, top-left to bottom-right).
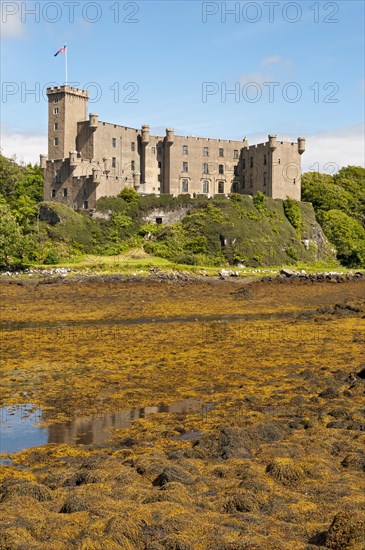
xmin=1 ymin=266 xmax=364 ymax=286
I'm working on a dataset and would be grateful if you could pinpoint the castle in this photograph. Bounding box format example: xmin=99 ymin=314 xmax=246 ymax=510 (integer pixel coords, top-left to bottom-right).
xmin=40 ymin=86 xmax=305 ymax=210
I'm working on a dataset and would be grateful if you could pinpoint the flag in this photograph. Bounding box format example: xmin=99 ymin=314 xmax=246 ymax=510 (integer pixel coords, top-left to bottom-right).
xmin=54 ymin=45 xmax=66 ymax=57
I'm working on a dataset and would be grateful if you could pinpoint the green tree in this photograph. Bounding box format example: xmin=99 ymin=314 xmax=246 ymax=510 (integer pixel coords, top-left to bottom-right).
xmin=334 ymin=165 xmax=365 ymax=185
xmin=302 ymin=167 xmax=365 ymax=266
xmin=320 ymin=209 xmax=365 ymax=267
xmin=12 ymin=195 xmax=38 ymax=229
xmin=0 ymin=154 xmax=25 ymax=199
xmin=118 ymin=187 xmax=139 ymax=204
xmin=301 ymin=180 xmax=353 ymax=216
xmin=334 ymin=166 xmax=365 ymax=222
xmin=0 ymin=197 xmax=24 ymax=266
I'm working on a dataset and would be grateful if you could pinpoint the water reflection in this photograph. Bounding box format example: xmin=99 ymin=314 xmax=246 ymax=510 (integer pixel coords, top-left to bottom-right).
xmin=0 ymin=399 xmax=215 ymax=454
xmin=0 ymin=404 xmax=47 ymax=454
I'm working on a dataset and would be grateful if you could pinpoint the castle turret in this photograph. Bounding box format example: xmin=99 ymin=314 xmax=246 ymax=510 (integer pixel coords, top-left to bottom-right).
xmin=133 ymin=171 xmax=141 ymax=190
xmin=92 ymin=166 xmax=101 ymax=183
xmin=268 ymin=134 xmax=277 ymax=152
xmin=141 ymin=124 xmax=150 ymax=144
xmin=166 ymin=128 xmax=174 ymax=144
xmin=89 ymin=113 xmax=98 ymax=129
xmin=103 ymin=157 xmax=111 ymax=173
xmin=298 ymin=137 xmax=306 ymax=155
xmin=140 ymin=125 xmax=150 ymax=186
xmin=40 ymin=154 xmax=47 ymax=170
xmin=69 ymin=150 xmax=78 ymax=168
xmin=163 ymin=129 xmax=174 ymax=194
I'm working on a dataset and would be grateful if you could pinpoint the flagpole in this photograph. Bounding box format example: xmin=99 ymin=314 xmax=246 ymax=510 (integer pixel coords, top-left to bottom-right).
xmin=65 ymin=44 xmax=68 ymax=86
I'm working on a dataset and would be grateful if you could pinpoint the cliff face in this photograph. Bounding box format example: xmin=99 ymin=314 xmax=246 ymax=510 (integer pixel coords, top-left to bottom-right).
xmin=142 ymin=196 xmax=336 ymax=267
xmin=38 ymin=196 xmax=336 ymax=267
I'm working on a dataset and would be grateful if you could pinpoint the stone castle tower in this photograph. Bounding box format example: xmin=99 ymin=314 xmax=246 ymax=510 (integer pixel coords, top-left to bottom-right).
xmin=41 ymin=85 xmax=305 ymax=210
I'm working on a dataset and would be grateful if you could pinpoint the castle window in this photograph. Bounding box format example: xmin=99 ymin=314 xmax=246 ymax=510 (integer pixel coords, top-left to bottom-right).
xmin=183 ymin=161 xmax=188 ymax=172
xmin=112 ymin=157 xmax=116 ymax=168
xmin=53 ymin=108 xmax=59 ymax=115
xmin=156 ymin=217 xmax=163 ymax=225
xmin=84 ymin=187 xmax=87 ymax=196
xmin=278 ymin=158 xmax=281 ymax=164
xmin=54 ymin=96 xmax=59 ymax=103
xmin=158 ymin=161 xmax=161 ymax=168
xmin=51 ymin=189 xmax=56 ymax=198
xmin=131 ymin=160 xmax=135 ymax=171
xmin=151 ymin=146 xmax=156 ymax=154
xmin=203 ymin=147 xmax=209 ymax=157
xmin=242 ymin=175 xmax=245 ymax=188
xmin=83 ymin=201 xmax=88 ymax=210
xmin=203 ymin=163 xmax=209 ymax=174
xmin=250 ymin=175 xmax=253 ymax=188
xmin=234 ymin=149 xmax=239 ymax=159
xmin=219 ymin=148 xmax=224 ymax=157
xmin=264 ymin=172 xmax=267 ymax=186
xmin=202 ymin=180 xmax=209 ymax=194
xmin=234 ymin=166 xmax=238 ymax=176
xmin=54 ymin=122 xmax=59 ymax=131
xmin=182 ymin=145 xmax=188 ymax=155
xmin=250 ymin=157 xmax=253 ymax=168
xmin=54 ymin=137 xmax=59 ymax=146
xmin=218 ymin=181 xmax=224 ymax=194
xmin=63 ymin=188 xmax=67 ymax=197
xmin=219 ymin=164 xmax=224 ymax=175
xmin=181 ymin=179 xmax=189 ymax=193
xmin=264 ymin=154 xmax=267 ymax=166
xmin=112 ymin=138 xmax=116 ymax=147
xmin=131 ymin=142 xmax=135 ymax=151
xmin=55 ymin=170 xmax=61 ymax=183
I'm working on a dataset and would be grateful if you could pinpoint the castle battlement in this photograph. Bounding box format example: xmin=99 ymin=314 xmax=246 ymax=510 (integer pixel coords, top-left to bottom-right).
xmin=41 ymin=86 xmax=305 ymax=210
xmin=47 ymin=85 xmax=89 ymax=99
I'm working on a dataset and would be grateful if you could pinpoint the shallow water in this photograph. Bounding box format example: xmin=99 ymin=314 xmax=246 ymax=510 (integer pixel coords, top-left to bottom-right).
xmin=0 ymin=399 xmax=215 ymax=455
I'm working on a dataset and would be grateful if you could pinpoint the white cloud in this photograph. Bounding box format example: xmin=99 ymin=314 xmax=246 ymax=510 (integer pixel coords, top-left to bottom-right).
xmin=1 ymin=126 xmax=47 ymax=165
xmin=0 ymin=4 xmax=25 ymax=39
xmin=303 ymin=123 xmax=365 ymax=172
xmin=240 ymin=55 xmax=295 ymax=86
xmin=261 ymin=55 xmax=294 ymax=72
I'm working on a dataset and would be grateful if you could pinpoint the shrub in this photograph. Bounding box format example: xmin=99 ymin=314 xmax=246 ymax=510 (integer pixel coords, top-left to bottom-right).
xmin=118 ymin=187 xmax=139 ymax=204
xmin=286 ymin=246 xmax=299 ymax=261
xmin=253 ymin=191 xmax=266 ymax=213
xmin=175 ymin=253 xmax=198 ymax=265
xmin=185 ymin=236 xmax=207 ymax=254
xmin=96 ymin=196 xmax=127 ymax=213
xmin=43 ymin=249 xmax=59 ymax=264
xmin=283 ymin=197 xmax=302 ymax=235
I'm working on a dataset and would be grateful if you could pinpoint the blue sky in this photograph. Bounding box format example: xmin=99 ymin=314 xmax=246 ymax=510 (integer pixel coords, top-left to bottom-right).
xmin=1 ymin=0 xmax=364 ymax=170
